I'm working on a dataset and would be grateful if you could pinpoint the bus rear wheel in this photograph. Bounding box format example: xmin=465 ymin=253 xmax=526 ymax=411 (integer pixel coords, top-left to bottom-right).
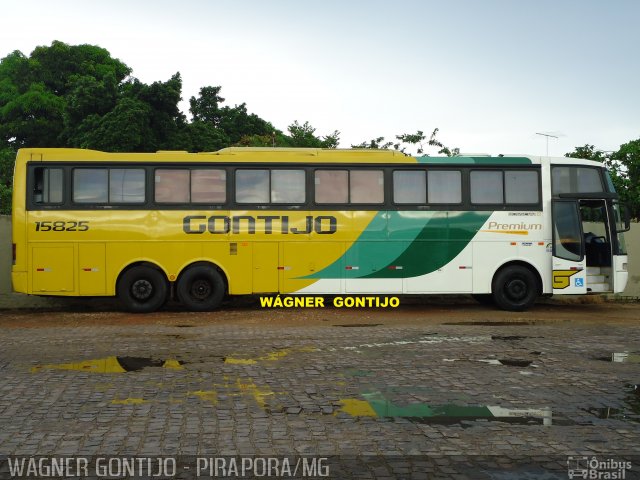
xmin=177 ymin=265 xmax=225 ymax=311
xmin=117 ymin=266 xmax=168 ymax=313
xmin=492 ymin=265 xmax=538 ymax=311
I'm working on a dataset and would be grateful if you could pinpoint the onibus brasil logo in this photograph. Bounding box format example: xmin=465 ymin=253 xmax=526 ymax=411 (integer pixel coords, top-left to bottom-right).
xmin=567 ymin=456 xmax=632 ymax=479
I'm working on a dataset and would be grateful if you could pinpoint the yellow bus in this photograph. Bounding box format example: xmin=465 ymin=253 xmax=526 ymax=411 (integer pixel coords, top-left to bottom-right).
xmin=11 ymin=147 xmax=629 ymax=312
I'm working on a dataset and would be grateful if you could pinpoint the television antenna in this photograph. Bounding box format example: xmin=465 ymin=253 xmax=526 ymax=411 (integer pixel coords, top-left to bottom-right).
xmin=535 ymin=132 xmax=561 ymax=156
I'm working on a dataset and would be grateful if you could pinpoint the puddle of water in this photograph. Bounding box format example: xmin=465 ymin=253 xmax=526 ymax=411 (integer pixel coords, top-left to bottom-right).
xmin=186 ymin=377 xmax=277 ymax=409
xmin=333 ymin=324 xmax=382 ymax=328
xmin=584 ymin=405 xmax=640 ymax=423
xmin=224 ymin=346 xmax=317 ymax=365
xmin=584 ymin=385 xmax=640 ymax=424
xmin=491 ymin=335 xmax=529 ymax=341
xmin=477 ymin=358 xmax=534 ymax=367
xmin=31 ymin=356 xmax=185 ymax=373
xmin=595 ymin=352 xmax=640 ymax=363
xmin=337 ymin=399 xmax=377 ymax=417
xmin=337 ymin=391 xmax=552 ymax=426
xmin=344 ymin=369 xmax=374 ymax=377
xmin=111 ymin=398 xmax=148 ymax=405
xmin=498 ymin=359 xmax=533 ymax=367
xmin=478 ymin=359 xmax=503 ymax=366
xmin=343 ymin=335 xmax=491 ymax=353
xmin=443 ymin=321 xmax=534 ymax=326
xmin=612 ymin=353 xmax=640 ymax=363
xmin=189 ymin=390 xmax=218 ymax=405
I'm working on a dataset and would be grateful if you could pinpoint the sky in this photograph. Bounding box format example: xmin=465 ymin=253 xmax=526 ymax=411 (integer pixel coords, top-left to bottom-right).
xmin=1 ymin=0 xmax=639 ymax=157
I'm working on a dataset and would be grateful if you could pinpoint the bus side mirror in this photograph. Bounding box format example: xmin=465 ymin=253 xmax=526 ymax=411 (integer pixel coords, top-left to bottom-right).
xmin=618 ymin=204 xmax=631 ymax=232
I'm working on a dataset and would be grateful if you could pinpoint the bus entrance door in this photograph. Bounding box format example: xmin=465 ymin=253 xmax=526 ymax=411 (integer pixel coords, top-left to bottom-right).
xmin=579 ymin=199 xmax=614 ymax=293
xmin=551 ymin=200 xmax=587 ymax=295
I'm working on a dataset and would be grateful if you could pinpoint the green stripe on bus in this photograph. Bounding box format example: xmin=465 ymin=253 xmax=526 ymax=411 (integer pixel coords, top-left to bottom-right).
xmin=302 ymin=211 xmax=434 ymax=279
xmin=303 ymin=210 xmax=492 ymax=279
xmin=361 ymin=391 xmax=493 ymax=418
xmin=363 ymin=211 xmax=492 ymax=278
xmin=415 ymin=156 xmax=532 ymax=165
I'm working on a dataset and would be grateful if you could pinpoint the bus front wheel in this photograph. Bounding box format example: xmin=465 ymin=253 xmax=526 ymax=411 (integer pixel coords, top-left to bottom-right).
xmin=492 ymin=265 xmax=538 ymax=311
xmin=177 ymin=265 xmax=225 ymax=311
xmin=117 ymin=266 xmax=168 ymax=313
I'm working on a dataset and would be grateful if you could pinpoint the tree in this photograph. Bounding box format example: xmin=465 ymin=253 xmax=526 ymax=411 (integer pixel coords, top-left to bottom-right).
xmin=285 ymin=121 xmax=339 ymax=148
xmin=564 ymin=144 xmax=608 ymax=162
xmin=189 ymin=86 xmax=225 ymax=125
xmin=0 ymin=42 xmax=131 ymax=149
xmin=0 ymin=147 xmax=14 ymax=215
xmin=189 ymin=86 xmax=277 ymax=145
xmin=353 ymin=128 xmax=459 ymax=156
xmin=68 ymin=73 xmax=192 ymax=152
xmin=609 ymin=140 xmax=640 ymax=220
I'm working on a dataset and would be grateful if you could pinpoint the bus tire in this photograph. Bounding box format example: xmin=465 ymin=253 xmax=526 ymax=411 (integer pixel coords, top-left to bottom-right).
xmin=117 ymin=266 xmax=168 ymax=313
xmin=177 ymin=265 xmax=225 ymax=311
xmin=492 ymin=265 xmax=538 ymax=311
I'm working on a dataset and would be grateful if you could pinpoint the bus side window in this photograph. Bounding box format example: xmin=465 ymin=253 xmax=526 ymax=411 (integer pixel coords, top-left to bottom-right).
xmin=393 ymin=170 xmax=426 ymax=204
xmin=271 ymin=169 xmax=305 ymax=204
xmin=110 ymin=169 xmax=145 ymax=203
xmin=428 ymin=170 xmax=461 ymax=204
xmin=156 ymin=169 xmax=190 ymax=203
xmin=73 ymin=169 xmax=108 ymax=203
xmin=350 ymin=170 xmax=384 ymax=204
xmin=33 ymin=167 xmax=63 ymax=204
xmin=236 ymin=169 xmax=269 ymax=203
xmin=576 ymin=167 xmax=603 ymax=193
xmin=505 ymin=170 xmax=539 ymax=204
xmin=470 ymin=170 xmax=503 ymax=204
xmin=315 ymin=170 xmax=348 ymax=204
xmin=552 ymin=166 xmax=603 ymax=195
xmin=192 ymin=169 xmax=226 ymax=203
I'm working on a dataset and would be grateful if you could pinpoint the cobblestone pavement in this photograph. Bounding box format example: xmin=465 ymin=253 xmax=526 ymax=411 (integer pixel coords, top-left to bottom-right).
xmin=0 ymin=300 xmax=639 ymax=478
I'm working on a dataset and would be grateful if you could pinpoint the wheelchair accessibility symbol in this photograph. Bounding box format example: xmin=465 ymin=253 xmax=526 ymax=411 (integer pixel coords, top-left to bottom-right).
xmin=575 ymin=278 xmax=584 ymax=287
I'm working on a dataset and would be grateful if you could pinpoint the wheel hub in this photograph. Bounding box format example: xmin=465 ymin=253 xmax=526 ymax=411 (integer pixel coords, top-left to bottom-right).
xmin=506 ymin=278 xmax=527 ymax=300
xmin=191 ymin=279 xmax=212 ymax=301
xmin=131 ymin=279 xmax=153 ymax=300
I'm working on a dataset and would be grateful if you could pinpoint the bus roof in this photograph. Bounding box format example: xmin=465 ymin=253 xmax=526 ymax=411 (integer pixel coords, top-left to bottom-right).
xmin=15 ymin=147 xmax=604 ymax=167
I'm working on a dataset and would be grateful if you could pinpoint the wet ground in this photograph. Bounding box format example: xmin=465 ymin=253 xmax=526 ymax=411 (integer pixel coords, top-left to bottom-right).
xmin=0 ymin=297 xmax=639 ymax=479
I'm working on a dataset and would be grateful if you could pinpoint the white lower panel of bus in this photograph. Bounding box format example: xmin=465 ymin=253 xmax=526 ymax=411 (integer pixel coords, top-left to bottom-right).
xmin=295 ymin=247 xmax=472 ymax=295
xmin=345 ymin=278 xmax=403 ymax=294
xmin=404 ymin=248 xmax=473 ymax=293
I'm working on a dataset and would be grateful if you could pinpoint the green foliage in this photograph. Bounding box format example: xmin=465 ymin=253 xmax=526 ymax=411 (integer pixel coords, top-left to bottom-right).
xmin=186 ymin=121 xmax=231 ymax=152
xmin=353 ymin=128 xmax=459 ymax=156
xmin=352 ymin=136 xmax=394 ymax=150
xmin=285 ymin=121 xmax=339 ymax=148
xmin=609 ymin=140 xmax=640 ymax=220
xmin=71 ymin=97 xmax=155 ymax=152
xmin=564 ymin=144 xmax=607 ymax=162
xmin=189 ymin=86 xmax=277 ymax=145
xmin=0 ymin=147 xmax=15 ymax=215
xmin=0 ymin=41 xmax=131 ymax=148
